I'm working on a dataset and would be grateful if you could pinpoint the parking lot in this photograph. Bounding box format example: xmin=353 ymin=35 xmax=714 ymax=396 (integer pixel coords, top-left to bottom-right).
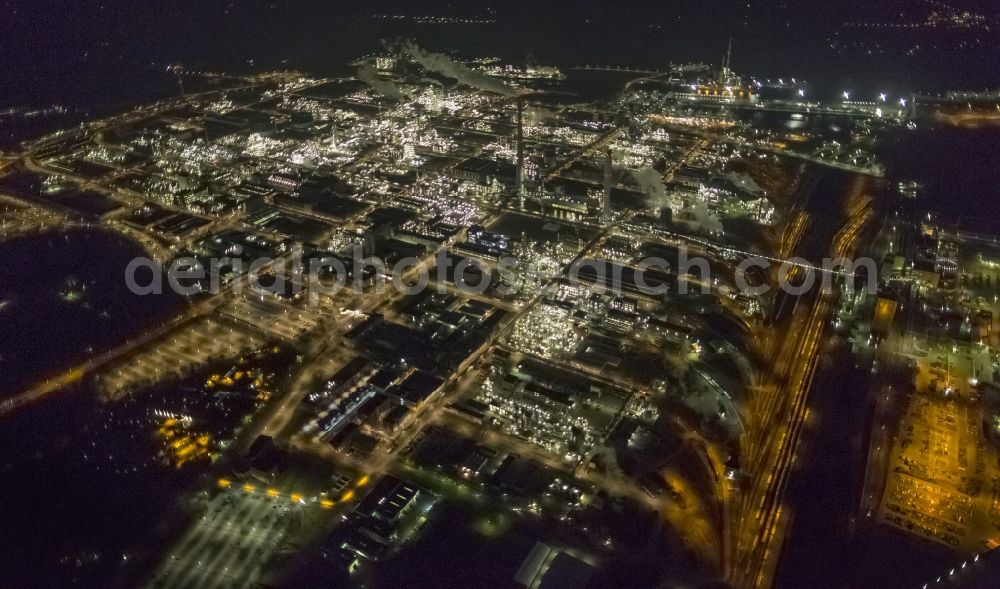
xmin=222 ymin=295 xmax=322 ymax=342
xmin=145 ymin=490 xmax=312 ymax=589
xmin=102 ymin=316 xmax=267 ymax=399
xmin=878 ymin=382 xmax=1000 ymax=551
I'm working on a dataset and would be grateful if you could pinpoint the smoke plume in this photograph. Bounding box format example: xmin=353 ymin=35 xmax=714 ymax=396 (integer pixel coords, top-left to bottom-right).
xmin=525 ymin=106 xmax=554 ymax=126
xmin=630 ymin=166 xmax=668 ymax=209
xmin=680 ymin=201 xmax=724 ymax=235
xmin=357 ymin=63 xmax=406 ymax=101
xmin=402 ymin=41 xmax=517 ymax=97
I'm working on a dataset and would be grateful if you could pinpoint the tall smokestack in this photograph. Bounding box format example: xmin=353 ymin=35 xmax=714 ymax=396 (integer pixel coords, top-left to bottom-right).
xmin=516 ymin=96 xmax=525 ymax=207
xmin=725 ymin=37 xmax=733 ymax=71
xmin=602 ymin=148 xmax=612 ymax=223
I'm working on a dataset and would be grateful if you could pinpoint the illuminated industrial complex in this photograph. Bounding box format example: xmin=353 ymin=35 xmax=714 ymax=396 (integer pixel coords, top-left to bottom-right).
xmin=2 ymin=13 xmax=1000 ymax=587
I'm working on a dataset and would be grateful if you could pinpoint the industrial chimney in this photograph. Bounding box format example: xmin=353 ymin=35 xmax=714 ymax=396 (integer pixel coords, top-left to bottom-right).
xmin=516 ymin=96 xmax=525 ymax=207
xmin=602 ymin=148 xmax=613 ymax=223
